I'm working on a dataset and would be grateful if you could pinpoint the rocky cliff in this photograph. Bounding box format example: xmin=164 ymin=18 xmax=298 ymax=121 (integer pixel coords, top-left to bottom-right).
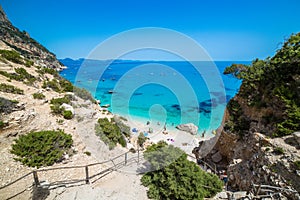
xmin=0 ymin=6 xmax=64 ymax=70
xmin=195 ymin=33 xmax=300 ymax=199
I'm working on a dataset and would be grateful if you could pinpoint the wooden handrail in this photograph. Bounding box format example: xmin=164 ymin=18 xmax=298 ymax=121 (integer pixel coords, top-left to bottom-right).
xmin=0 ymin=150 xmax=131 ymax=191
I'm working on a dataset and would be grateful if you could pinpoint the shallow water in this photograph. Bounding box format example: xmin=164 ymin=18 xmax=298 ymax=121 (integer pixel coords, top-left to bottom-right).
xmin=60 ymin=59 xmax=248 ymax=135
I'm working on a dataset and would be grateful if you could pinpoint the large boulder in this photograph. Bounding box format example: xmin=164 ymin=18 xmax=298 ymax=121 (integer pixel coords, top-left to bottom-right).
xmin=293 ymin=132 xmax=300 ymax=145
xmin=176 ymin=123 xmax=198 ymax=135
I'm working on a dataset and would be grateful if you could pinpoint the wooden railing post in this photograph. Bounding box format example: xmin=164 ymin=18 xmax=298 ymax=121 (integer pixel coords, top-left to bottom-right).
xmin=33 ymin=171 xmax=40 ymax=186
xmin=85 ymin=166 xmax=89 ymax=184
xmin=137 ymin=147 xmax=140 ymax=164
xmin=125 ymin=153 xmax=127 ymax=165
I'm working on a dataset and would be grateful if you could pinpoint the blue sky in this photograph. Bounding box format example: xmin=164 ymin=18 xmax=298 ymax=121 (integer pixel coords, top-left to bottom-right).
xmin=1 ymin=0 xmax=300 ymax=60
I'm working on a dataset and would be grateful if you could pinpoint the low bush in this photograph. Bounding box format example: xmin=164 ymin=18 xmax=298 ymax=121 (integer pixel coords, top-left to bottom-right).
xmin=50 ymin=96 xmax=71 ymax=105
xmin=141 ymin=142 xmax=223 ymax=199
xmin=294 ymin=160 xmax=300 ymax=170
xmin=0 ymin=50 xmax=23 ymax=64
xmin=0 ymin=83 xmax=24 ymax=94
xmin=63 ymin=110 xmax=73 ymax=119
xmin=273 ymin=147 xmax=285 ymax=155
xmin=11 ymin=130 xmax=73 ymax=167
xmin=50 ymin=95 xmax=73 ymax=119
xmin=73 ymin=86 xmax=95 ymax=102
xmin=0 ymin=120 xmax=8 ymax=129
xmin=0 ymin=97 xmax=19 ymax=114
xmin=32 ymin=92 xmax=45 ymax=99
xmin=137 ymin=132 xmax=147 ymax=147
xmin=95 ymin=118 xmax=127 ymax=150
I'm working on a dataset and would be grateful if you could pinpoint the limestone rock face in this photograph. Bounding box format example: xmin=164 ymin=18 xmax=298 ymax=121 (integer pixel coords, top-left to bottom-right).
xmin=211 ymin=151 xmax=222 ymax=163
xmin=176 ymin=123 xmax=198 ymax=135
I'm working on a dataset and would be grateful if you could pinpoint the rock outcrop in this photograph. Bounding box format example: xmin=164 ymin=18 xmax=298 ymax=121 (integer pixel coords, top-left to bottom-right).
xmin=0 ymin=6 xmax=64 ymax=71
xmin=176 ymin=123 xmax=198 ymax=135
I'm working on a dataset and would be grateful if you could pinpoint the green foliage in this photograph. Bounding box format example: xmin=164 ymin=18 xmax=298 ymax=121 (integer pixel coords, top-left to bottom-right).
xmin=42 ymin=78 xmax=74 ymax=93
xmin=11 ymin=130 xmax=73 ymax=167
xmin=50 ymin=104 xmax=64 ymax=115
xmin=224 ymin=99 xmax=250 ymax=136
xmin=0 ymin=120 xmax=8 ymax=129
xmin=63 ymin=110 xmax=73 ymax=119
xmin=36 ymin=67 xmax=59 ymax=77
xmin=273 ymin=147 xmax=285 ymax=155
xmin=0 ymin=49 xmax=23 ymax=64
xmin=0 ymin=83 xmax=24 ymax=94
xmin=24 ymin=59 xmax=34 ymax=67
xmin=50 ymin=96 xmax=71 ymax=105
xmin=141 ymin=143 xmax=223 ymax=200
xmin=73 ymin=86 xmax=95 ymax=102
xmin=0 ymin=67 xmax=36 ymax=84
xmin=137 ymin=132 xmax=147 ymax=147
xmin=84 ymin=151 xmax=91 ymax=156
xmin=95 ymin=118 xmax=127 ymax=150
xmin=294 ymin=160 xmax=300 ymax=170
xmin=42 ymin=79 xmax=60 ymax=92
xmin=50 ymin=95 xmax=73 ymax=119
xmin=113 ymin=116 xmax=131 ymax=137
xmin=224 ymin=33 xmax=300 ymax=137
xmin=32 ymin=92 xmax=45 ymax=99
xmin=0 ymin=97 xmax=19 ymax=114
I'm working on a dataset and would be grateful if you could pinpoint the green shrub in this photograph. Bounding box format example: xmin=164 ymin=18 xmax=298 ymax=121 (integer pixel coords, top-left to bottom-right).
xmin=33 ymin=92 xmax=45 ymax=99
xmin=36 ymin=67 xmax=59 ymax=77
xmin=294 ymin=160 xmax=300 ymax=170
xmin=273 ymin=147 xmax=285 ymax=155
xmin=42 ymin=79 xmax=60 ymax=92
xmin=84 ymin=151 xmax=91 ymax=156
xmin=50 ymin=104 xmax=64 ymax=115
xmin=15 ymin=67 xmax=36 ymax=84
xmin=0 ymin=50 xmax=23 ymax=64
xmin=63 ymin=110 xmax=73 ymax=119
xmin=73 ymin=86 xmax=95 ymax=102
xmin=137 ymin=132 xmax=147 ymax=147
xmin=141 ymin=143 xmax=223 ymax=199
xmin=0 ymin=120 xmax=8 ymax=129
xmin=0 ymin=67 xmax=36 ymax=84
xmin=50 ymin=96 xmax=71 ymax=105
xmin=0 ymin=97 xmax=19 ymax=114
xmin=0 ymin=83 xmax=24 ymax=94
xmin=95 ymin=118 xmax=126 ymax=150
xmin=11 ymin=130 xmax=73 ymax=167
xmin=24 ymin=59 xmax=34 ymax=67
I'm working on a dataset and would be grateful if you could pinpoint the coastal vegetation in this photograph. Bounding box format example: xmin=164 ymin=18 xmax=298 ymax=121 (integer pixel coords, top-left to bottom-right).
xmin=0 ymin=97 xmax=19 ymax=114
xmin=32 ymin=92 xmax=45 ymax=99
xmin=11 ymin=130 xmax=73 ymax=167
xmin=141 ymin=141 xmax=223 ymax=200
xmin=0 ymin=83 xmax=23 ymax=94
xmin=50 ymin=95 xmax=74 ymax=119
xmin=95 ymin=117 xmax=127 ymax=149
xmin=0 ymin=67 xmax=36 ymax=84
xmin=224 ymin=33 xmax=300 ymax=137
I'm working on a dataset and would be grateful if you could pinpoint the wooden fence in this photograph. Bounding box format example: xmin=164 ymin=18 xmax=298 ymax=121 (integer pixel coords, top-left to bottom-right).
xmin=0 ymin=150 xmax=140 ymax=200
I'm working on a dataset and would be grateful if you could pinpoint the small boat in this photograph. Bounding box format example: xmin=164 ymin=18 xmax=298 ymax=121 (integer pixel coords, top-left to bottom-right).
xmin=108 ymin=90 xmax=114 ymax=94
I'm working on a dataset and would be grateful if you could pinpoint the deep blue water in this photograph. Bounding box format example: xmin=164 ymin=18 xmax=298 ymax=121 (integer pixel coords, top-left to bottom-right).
xmin=60 ymin=59 xmax=249 ymax=133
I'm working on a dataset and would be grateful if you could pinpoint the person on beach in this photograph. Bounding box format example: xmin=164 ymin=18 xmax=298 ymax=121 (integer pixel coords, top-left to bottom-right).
xmin=163 ymin=123 xmax=166 ymax=131
xmin=202 ymin=130 xmax=206 ymax=138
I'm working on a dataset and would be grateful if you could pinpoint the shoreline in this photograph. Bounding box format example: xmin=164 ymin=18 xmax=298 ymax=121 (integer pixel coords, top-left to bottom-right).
xmin=113 ymin=113 xmax=216 ymax=155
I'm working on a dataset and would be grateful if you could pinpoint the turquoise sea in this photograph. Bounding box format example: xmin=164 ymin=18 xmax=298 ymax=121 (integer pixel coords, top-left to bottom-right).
xmin=60 ymin=59 xmax=249 ymax=134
